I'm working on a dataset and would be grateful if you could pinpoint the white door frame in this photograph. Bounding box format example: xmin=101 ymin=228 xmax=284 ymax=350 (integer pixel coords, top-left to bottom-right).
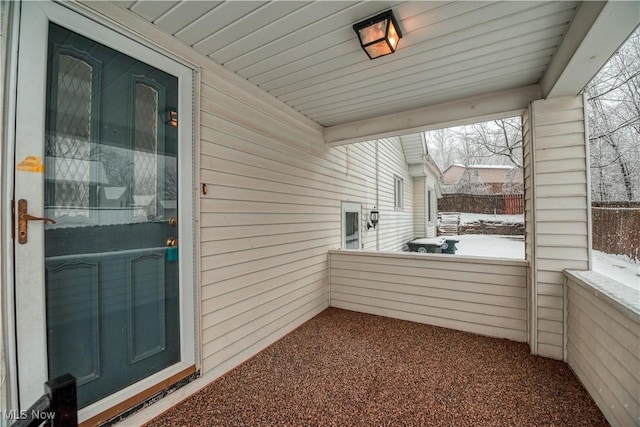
xmin=11 ymin=1 xmax=195 ymax=421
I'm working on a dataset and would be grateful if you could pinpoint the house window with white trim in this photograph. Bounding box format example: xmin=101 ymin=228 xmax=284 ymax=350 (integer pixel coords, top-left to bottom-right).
xmin=341 ymin=202 xmax=361 ymax=249
xmin=394 ymin=176 xmax=403 ymax=209
xmin=428 ymin=187 xmax=434 ymax=222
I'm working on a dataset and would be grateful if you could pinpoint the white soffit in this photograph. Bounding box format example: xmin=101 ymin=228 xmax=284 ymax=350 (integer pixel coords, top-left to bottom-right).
xmin=399 ymin=133 xmax=425 ymax=165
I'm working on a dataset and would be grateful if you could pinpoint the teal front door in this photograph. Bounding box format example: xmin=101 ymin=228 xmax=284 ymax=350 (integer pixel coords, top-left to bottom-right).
xmin=43 ymin=22 xmax=180 ymax=409
xmin=13 ymin=2 xmax=195 ymax=417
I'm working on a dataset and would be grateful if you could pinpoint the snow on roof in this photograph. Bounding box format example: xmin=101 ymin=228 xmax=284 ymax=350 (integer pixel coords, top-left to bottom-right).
xmin=102 ymin=187 xmax=127 ymax=200
xmin=468 ymin=165 xmax=516 ymax=169
xmin=442 ymin=164 xmax=523 ymax=185
xmin=448 ymin=164 xmax=515 ymax=169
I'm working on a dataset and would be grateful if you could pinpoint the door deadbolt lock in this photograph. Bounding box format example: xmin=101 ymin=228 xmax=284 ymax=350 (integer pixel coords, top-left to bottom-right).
xmin=18 ymin=199 xmax=56 ymax=244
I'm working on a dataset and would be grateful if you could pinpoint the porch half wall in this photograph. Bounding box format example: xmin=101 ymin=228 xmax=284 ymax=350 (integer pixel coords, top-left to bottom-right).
xmin=564 ymin=271 xmax=639 ymax=427
xmin=329 ymin=251 xmax=528 ymax=342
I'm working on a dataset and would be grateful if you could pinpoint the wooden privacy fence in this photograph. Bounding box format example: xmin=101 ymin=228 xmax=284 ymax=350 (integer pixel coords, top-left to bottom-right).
xmin=439 ymin=193 xmax=524 ymax=215
xmin=591 ymin=205 xmax=640 ymax=259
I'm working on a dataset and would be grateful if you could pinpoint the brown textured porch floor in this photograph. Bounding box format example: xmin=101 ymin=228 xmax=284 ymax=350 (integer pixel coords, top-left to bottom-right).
xmin=145 ymin=308 xmax=608 ymax=426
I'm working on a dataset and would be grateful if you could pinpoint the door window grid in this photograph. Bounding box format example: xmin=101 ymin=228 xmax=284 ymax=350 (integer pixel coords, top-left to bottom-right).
xmin=133 ymin=82 xmax=159 ymax=218
xmin=46 ymin=53 xmax=93 ymax=213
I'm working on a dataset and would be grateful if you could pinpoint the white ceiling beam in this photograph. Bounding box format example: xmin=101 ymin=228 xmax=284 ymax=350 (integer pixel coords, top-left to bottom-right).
xmin=541 ymin=1 xmax=640 ymax=98
xmin=324 ymin=85 xmax=541 ymax=146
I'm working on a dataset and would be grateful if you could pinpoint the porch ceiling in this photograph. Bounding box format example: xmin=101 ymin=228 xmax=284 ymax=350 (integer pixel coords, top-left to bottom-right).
xmin=114 ymin=1 xmax=639 ymax=142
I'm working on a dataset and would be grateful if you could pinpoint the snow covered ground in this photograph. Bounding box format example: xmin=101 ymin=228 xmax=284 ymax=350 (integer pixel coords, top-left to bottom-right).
xmin=458 ymin=213 xmax=524 ymax=225
xmin=438 ymin=213 xmax=524 ymax=259
xmin=446 ymin=236 xmax=639 ymax=293
xmin=448 ymin=234 xmax=524 ymax=259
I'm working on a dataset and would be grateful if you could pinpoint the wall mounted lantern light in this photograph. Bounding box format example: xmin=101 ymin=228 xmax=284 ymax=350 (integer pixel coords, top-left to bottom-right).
xmin=367 ymin=208 xmax=380 ymax=230
xmin=353 ymin=10 xmax=403 ymax=60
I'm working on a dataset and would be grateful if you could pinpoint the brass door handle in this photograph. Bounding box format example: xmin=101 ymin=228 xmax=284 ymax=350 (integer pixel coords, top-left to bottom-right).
xmin=20 ymin=213 xmax=56 ymax=224
xmin=18 ymin=199 xmax=56 ymax=244
xmin=166 ymin=237 xmax=178 ymax=247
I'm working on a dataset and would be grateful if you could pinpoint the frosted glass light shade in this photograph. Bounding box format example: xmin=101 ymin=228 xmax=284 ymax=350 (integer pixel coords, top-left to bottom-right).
xmin=353 ymin=10 xmax=403 ymax=60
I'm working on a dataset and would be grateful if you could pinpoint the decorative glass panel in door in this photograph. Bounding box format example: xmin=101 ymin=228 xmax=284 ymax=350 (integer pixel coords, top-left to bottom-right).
xmin=44 ymin=23 xmax=180 ymax=408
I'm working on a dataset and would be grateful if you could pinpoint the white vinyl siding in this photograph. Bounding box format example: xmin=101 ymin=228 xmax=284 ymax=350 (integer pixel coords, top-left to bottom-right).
xmin=199 ymin=70 xmax=335 ymax=374
xmin=329 ymin=251 xmax=528 ymax=342
xmin=378 ymin=142 xmax=413 ymax=250
xmin=526 ymin=95 xmax=590 ymax=360
xmin=564 ymin=271 xmax=639 ymax=427
xmin=345 ymin=138 xmax=414 ymax=252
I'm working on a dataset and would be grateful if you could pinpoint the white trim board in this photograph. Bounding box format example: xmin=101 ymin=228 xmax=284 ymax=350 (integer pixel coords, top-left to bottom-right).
xmin=325 ymin=85 xmax=541 ymax=146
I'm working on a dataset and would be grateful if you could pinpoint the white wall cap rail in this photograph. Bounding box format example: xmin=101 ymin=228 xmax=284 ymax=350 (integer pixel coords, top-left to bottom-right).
xmin=328 ymin=249 xmax=529 ymax=268
xmin=564 ymin=270 xmax=640 ymax=320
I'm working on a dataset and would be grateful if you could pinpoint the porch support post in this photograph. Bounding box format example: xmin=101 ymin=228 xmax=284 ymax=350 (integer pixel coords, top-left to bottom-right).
xmin=525 ymin=95 xmax=591 ymax=359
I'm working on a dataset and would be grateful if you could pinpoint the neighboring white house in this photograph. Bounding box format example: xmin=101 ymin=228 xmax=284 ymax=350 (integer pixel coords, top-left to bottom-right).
xmin=0 ymin=2 xmax=637 ymax=426
xmin=340 ymin=133 xmax=442 ymax=252
xmin=399 ymin=133 xmax=442 ymax=240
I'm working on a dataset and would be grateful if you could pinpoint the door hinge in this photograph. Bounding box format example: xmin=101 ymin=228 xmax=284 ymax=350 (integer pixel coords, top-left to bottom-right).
xmin=11 ymin=199 xmax=15 ymax=240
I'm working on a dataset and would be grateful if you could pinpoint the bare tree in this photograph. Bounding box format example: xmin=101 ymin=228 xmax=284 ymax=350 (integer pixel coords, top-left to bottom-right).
xmin=452 ymin=126 xmax=486 ymax=166
xmin=466 ymin=118 xmax=523 ymax=168
xmin=426 ymin=117 xmax=524 ymax=195
xmin=426 ymin=117 xmax=523 ymax=170
xmin=424 ymin=128 xmax=455 ymax=170
xmin=586 ymin=26 xmax=640 ymax=202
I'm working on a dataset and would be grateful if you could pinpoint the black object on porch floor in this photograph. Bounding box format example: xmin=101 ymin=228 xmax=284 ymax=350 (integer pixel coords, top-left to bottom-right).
xmin=12 ymin=374 xmax=77 ymax=427
xmin=145 ymin=308 xmax=608 ymax=426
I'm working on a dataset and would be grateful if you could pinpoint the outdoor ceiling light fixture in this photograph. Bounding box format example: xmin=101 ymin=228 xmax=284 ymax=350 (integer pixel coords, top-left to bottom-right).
xmin=353 ymin=10 xmax=403 ymax=60
xmin=165 ymin=109 xmax=178 ymax=127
